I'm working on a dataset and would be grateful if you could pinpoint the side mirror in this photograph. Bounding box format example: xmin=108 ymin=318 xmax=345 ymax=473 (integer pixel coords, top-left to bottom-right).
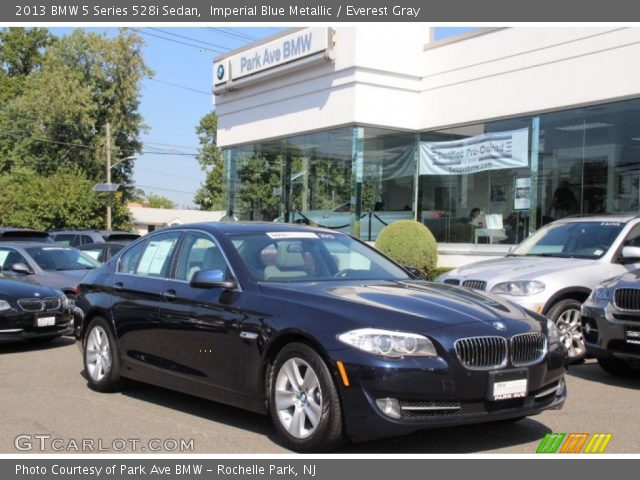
xmin=10 ymin=263 xmax=31 ymax=274
xmin=621 ymin=246 xmax=640 ymax=263
xmin=190 ymin=269 xmax=237 ymax=290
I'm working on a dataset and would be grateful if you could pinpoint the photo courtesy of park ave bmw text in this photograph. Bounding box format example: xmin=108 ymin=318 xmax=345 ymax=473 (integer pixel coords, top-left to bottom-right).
xmin=2 ymin=0 xmax=640 ymax=478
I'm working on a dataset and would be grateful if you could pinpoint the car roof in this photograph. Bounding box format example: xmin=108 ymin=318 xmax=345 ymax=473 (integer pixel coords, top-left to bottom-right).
xmin=0 ymin=241 xmax=75 ymax=249
xmin=163 ymin=221 xmax=346 ymax=236
xmin=552 ymin=215 xmax=636 ymax=224
xmin=77 ymin=242 xmax=124 ymax=249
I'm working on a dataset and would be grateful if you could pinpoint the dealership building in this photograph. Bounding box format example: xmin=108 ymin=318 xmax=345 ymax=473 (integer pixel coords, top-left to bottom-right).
xmin=213 ymin=26 xmax=640 ymax=265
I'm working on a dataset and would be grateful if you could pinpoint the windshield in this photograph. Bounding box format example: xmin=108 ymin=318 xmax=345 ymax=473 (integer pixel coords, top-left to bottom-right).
xmin=26 ymin=246 xmax=100 ymax=271
xmin=511 ymin=221 xmax=625 ymax=259
xmin=229 ymin=231 xmax=410 ymax=282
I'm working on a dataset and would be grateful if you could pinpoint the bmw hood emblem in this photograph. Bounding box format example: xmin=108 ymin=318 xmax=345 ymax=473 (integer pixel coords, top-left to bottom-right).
xmin=493 ymin=321 xmax=507 ymax=331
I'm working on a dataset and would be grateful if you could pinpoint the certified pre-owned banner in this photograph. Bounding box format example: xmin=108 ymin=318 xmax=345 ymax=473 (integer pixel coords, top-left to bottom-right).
xmin=419 ymin=128 xmax=529 ymax=175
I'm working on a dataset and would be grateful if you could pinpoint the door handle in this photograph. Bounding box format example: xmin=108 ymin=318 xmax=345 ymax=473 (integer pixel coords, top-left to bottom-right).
xmin=162 ymin=290 xmax=177 ymax=302
xmin=113 ymin=282 xmax=124 ymax=292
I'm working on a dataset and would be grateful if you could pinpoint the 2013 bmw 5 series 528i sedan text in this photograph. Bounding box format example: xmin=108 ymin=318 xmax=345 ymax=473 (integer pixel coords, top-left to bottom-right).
xmin=75 ymin=222 xmax=568 ymax=452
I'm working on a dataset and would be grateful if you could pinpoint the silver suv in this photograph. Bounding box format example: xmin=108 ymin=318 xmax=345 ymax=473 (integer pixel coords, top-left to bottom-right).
xmin=437 ymin=216 xmax=640 ymax=360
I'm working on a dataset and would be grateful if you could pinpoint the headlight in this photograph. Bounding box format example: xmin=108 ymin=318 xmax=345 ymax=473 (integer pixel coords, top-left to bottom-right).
xmin=592 ymin=286 xmax=611 ymax=301
xmin=0 ymin=299 xmax=11 ymax=311
xmin=547 ymin=318 xmax=560 ymax=344
xmin=491 ymin=280 xmax=545 ymax=296
xmin=337 ymin=328 xmax=437 ymax=358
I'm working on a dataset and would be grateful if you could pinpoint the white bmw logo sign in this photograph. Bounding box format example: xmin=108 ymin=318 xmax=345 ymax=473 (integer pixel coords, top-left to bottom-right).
xmin=216 ymin=64 xmax=225 ymax=80
xmin=493 ymin=321 xmax=507 ymax=331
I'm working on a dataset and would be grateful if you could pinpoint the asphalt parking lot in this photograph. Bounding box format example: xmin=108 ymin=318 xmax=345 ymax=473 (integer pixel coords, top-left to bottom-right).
xmin=1 ymin=337 xmax=639 ymax=454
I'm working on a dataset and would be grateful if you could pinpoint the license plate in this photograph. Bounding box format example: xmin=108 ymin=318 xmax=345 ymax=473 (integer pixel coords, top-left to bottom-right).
xmin=489 ymin=370 xmax=528 ymax=401
xmin=626 ymin=329 xmax=640 ymax=345
xmin=36 ymin=316 xmax=55 ymax=327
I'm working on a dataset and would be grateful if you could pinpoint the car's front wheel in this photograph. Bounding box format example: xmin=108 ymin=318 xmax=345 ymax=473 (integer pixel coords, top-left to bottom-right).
xmin=268 ymin=343 xmax=344 ymax=452
xmin=547 ymin=299 xmax=586 ymax=361
xmin=83 ymin=317 xmax=122 ymax=392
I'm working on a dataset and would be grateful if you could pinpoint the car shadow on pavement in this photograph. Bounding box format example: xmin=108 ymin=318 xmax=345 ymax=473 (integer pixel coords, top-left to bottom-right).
xmin=97 ymin=377 xmax=549 ymax=453
xmin=0 ymin=336 xmax=75 ymax=355
xmin=567 ymin=359 xmax=640 ymax=390
xmin=342 ymin=417 xmax=550 ymax=453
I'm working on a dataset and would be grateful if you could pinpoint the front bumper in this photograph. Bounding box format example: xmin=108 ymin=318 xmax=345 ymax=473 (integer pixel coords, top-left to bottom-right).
xmin=582 ymin=303 xmax=640 ymax=360
xmin=328 ymin=344 xmax=567 ymax=442
xmin=0 ymin=309 xmax=74 ymax=343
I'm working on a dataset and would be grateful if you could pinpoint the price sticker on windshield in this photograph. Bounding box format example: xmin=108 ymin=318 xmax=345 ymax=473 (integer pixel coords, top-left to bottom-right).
xmin=266 ymin=232 xmax=318 ymax=239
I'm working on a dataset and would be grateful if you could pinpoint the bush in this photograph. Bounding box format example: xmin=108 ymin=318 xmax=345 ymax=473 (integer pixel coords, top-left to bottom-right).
xmin=375 ymin=220 xmax=438 ymax=278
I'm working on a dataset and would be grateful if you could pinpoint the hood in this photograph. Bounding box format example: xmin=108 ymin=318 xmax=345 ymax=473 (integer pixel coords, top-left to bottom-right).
xmin=600 ymin=268 xmax=640 ymax=290
xmin=260 ymin=280 xmax=538 ymax=332
xmin=0 ymin=277 xmax=61 ymax=299
xmin=37 ymin=269 xmax=91 ymax=291
xmin=450 ymin=255 xmax=596 ymax=282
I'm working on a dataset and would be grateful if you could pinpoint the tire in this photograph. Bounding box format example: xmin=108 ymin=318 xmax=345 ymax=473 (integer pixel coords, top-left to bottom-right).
xmin=597 ymin=356 xmax=640 ymax=377
xmin=547 ymin=299 xmax=586 ymax=362
xmin=83 ymin=317 xmax=122 ymax=392
xmin=268 ymin=343 xmax=344 ymax=452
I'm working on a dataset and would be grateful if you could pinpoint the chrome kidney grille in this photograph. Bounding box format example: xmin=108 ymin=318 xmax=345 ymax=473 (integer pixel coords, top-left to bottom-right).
xmin=461 ymin=280 xmax=487 ymax=291
xmin=454 ymin=336 xmax=508 ymax=370
xmin=18 ymin=297 xmax=61 ymax=312
xmin=455 ymin=333 xmax=547 ymax=370
xmin=510 ymin=332 xmax=547 ymax=366
xmin=614 ymin=288 xmax=640 ymax=311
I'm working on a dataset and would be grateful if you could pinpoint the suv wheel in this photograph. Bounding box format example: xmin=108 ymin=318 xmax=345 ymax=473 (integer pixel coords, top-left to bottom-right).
xmin=547 ymin=299 xmax=586 ymax=361
xmin=597 ymin=357 xmax=640 ymax=377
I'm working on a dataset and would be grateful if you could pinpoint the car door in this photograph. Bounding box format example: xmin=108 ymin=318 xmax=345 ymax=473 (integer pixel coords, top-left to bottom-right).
xmin=110 ymin=231 xmax=183 ymax=378
xmin=156 ymin=229 xmax=245 ymax=392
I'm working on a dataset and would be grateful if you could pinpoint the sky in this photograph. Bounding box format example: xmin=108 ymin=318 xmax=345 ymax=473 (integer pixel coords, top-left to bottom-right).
xmin=50 ymin=27 xmax=472 ymax=208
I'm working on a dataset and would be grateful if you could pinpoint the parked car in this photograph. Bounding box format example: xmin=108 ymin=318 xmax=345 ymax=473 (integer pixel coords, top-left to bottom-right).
xmin=51 ymin=230 xmax=140 ymax=247
xmin=582 ymin=257 xmax=640 ymax=376
xmin=0 ymin=243 xmax=100 ymax=295
xmin=0 ymin=228 xmax=51 ymax=243
xmin=0 ymin=276 xmax=73 ymax=343
xmin=77 ymin=242 xmax=125 ymax=264
xmin=76 ymin=222 xmax=567 ymax=452
xmin=437 ymin=216 xmax=640 ymax=360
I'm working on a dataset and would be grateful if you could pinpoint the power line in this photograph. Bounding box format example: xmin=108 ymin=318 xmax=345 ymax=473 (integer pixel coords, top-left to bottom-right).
xmin=143 ymin=140 xmax=200 ymax=151
xmin=135 ymin=184 xmax=196 ymax=195
xmin=148 ymin=78 xmax=210 ymax=96
xmin=135 ymin=166 xmax=203 ymax=182
xmin=132 ymin=28 xmax=223 ymax=54
xmin=204 ymin=27 xmax=257 ymax=42
xmin=148 ymin=28 xmax=231 ymax=51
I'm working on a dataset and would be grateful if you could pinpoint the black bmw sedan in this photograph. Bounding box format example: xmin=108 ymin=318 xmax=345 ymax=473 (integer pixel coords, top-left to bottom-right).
xmin=75 ymin=223 xmax=567 ymax=452
xmin=0 ymin=276 xmax=73 ymax=342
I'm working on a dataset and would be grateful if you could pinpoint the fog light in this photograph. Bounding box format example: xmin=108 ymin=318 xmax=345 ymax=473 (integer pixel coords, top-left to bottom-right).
xmin=375 ymin=397 xmax=402 ymax=419
xmin=556 ymin=378 xmax=566 ymax=397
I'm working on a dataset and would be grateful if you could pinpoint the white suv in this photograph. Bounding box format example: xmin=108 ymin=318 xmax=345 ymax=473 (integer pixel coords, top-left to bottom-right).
xmin=437 ymin=216 xmax=640 ymax=360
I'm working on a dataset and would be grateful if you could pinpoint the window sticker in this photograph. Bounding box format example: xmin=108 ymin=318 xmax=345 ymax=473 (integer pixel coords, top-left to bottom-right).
xmin=266 ymin=232 xmax=318 ymax=239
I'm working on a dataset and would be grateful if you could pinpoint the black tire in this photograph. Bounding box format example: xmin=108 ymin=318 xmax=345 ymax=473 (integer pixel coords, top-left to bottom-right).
xmin=597 ymin=356 xmax=640 ymax=377
xmin=83 ymin=317 xmax=122 ymax=392
xmin=547 ymin=299 xmax=586 ymax=362
xmin=268 ymin=343 xmax=344 ymax=452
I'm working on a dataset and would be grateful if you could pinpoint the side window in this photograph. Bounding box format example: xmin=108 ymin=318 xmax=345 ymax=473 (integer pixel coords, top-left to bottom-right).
xmin=174 ymin=231 xmax=230 ymax=282
xmin=0 ymin=248 xmax=28 ymax=270
xmin=53 ymin=234 xmax=74 ymax=246
xmin=81 ymin=235 xmax=94 ymax=246
xmin=134 ymin=232 xmax=182 ymax=278
xmin=118 ymin=241 xmax=147 ymax=274
xmin=623 ymin=224 xmax=640 ymax=248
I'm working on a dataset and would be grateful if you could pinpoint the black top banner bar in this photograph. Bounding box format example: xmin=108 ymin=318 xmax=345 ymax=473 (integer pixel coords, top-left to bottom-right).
xmin=5 ymin=0 xmax=640 ymax=22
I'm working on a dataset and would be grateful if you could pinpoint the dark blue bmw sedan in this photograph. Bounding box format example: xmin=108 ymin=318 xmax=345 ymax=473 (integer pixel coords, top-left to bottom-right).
xmin=75 ymin=222 xmax=567 ymax=452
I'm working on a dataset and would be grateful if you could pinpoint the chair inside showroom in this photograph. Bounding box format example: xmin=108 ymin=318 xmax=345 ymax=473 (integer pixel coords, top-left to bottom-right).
xmin=264 ymin=241 xmax=309 ymax=281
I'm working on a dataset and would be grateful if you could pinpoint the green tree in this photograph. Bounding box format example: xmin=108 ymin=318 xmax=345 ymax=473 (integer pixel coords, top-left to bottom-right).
xmin=237 ymin=155 xmax=282 ymax=221
xmin=145 ymin=194 xmax=175 ymax=209
xmin=194 ymin=111 xmax=225 ymax=210
xmin=0 ymin=167 xmax=130 ymax=230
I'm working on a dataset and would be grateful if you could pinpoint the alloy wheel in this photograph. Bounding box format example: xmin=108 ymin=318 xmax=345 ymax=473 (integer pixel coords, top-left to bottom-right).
xmin=274 ymin=358 xmax=323 ymax=439
xmin=556 ymin=308 xmax=586 ymax=359
xmin=85 ymin=325 xmax=111 ymax=382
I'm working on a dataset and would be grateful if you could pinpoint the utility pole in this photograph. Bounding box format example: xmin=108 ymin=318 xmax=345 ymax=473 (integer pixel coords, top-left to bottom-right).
xmin=105 ymin=122 xmax=112 ymax=230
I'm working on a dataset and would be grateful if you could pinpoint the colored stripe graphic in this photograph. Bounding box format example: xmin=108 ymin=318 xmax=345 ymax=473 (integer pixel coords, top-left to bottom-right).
xmin=584 ymin=433 xmax=613 ymax=453
xmin=560 ymin=433 xmax=589 ymax=453
xmin=536 ymin=433 xmax=565 ymax=453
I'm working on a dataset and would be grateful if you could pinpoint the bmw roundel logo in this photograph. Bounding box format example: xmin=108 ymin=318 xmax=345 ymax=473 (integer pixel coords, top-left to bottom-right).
xmin=216 ymin=64 xmax=225 ymax=80
xmin=493 ymin=321 xmax=507 ymax=331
